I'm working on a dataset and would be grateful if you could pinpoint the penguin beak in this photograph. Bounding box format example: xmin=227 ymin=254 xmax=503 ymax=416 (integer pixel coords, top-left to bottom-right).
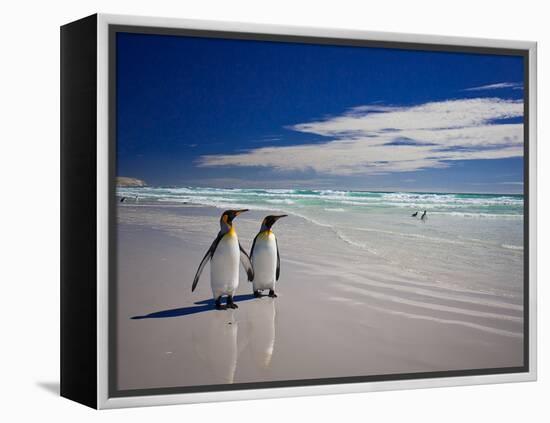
xmin=270 ymin=215 xmax=287 ymax=226
xmin=234 ymin=209 xmax=249 ymax=216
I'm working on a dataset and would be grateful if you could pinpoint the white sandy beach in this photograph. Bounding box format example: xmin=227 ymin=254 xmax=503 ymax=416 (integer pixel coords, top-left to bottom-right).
xmin=115 ymin=202 xmax=523 ymax=391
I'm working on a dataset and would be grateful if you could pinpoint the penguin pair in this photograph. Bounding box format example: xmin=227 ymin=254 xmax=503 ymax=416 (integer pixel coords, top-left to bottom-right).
xmin=192 ymin=210 xmax=286 ymax=310
xmin=411 ymin=210 xmax=427 ymax=220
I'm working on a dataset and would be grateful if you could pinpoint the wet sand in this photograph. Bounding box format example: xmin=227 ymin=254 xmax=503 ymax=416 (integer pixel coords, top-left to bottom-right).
xmin=116 ymin=204 xmax=523 ymax=391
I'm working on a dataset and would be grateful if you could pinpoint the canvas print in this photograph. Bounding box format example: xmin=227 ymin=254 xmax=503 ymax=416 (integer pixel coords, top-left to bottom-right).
xmin=113 ymin=31 xmax=525 ymax=394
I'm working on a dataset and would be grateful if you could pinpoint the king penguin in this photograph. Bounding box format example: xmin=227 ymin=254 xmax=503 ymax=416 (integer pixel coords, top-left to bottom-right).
xmin=192 ymin=209 xmax=254 ymax=310
xmin=250 ymin=215 xmax=287 ymax=298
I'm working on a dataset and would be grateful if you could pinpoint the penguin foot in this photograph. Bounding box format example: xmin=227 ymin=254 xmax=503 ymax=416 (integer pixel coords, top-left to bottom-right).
xmin=253 ymin=291 xmax=262 ymax=298
xmin=215 ymin=297 xmax=226 ymax=310
xmin=268 ymin=290 xmax=278 ymax=298
xmin=226 ymin=296 xmax=238 ymax=309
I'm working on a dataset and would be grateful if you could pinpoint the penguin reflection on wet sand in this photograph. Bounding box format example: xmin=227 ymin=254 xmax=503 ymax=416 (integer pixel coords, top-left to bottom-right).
xmin=250 ymin=215 xmax=287 ymax=298
xmin=192 ymin=209 xmax=254 ymax=310
xmin=248 ymin=298 xmax=276 ymax=368
xmin=191 ymin=311 xmax=239 ymax=384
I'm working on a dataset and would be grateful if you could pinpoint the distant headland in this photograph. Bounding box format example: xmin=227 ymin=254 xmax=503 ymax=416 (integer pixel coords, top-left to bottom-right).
xmin=117 ymin=176 xmax=146 ymax=187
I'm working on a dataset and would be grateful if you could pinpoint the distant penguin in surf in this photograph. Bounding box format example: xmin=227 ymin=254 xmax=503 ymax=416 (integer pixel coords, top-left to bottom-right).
xmin=411 ymin=211 xmax=418 ymax=217
xmin=192 ymin=209 xmax=254 ymax=310
xmin=250 ymin=215 xmax=287 ymax=298
xmin=120 ymin=197 xmax=126 ymax=203
xmin=421 ymin=210 xmax=427 ymax=221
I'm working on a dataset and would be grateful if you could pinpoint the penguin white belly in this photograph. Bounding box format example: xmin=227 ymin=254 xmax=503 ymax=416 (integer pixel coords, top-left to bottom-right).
xmin=252 ymin=233 xmax=277 ymax=291
xmin=210 ymin=232 xmax=240 ymax=298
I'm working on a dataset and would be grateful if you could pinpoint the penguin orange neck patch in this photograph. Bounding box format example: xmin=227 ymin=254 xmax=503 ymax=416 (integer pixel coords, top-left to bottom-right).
xmin=259 ymin=229 xmax=273 ymax=239
xmin=221 ymin=214 xmax=235 ymax=234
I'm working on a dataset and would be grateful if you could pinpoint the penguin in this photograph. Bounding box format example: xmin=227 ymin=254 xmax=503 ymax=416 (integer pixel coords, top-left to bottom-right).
xmin=421 ymin=210 xmax=427 ymax=221
xmin=120 ymin=196 xmax=126 ymax=203
xmin=249 ymin=215 xmax=287 ymax=298
xmin=411 ymin=211 xmax=418 ymax=217
xmin=192 ymin=209 xmax=254 ymax=310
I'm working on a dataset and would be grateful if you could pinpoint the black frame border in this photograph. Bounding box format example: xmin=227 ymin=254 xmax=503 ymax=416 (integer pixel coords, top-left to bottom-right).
xmin=60 ymin=14 xmax=98 ymax=409
xmin=107 ymin=24 xmax=530 ymax=399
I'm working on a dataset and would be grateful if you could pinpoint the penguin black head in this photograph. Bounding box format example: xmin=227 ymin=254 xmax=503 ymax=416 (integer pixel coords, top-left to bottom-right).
xmin=261 ymin=214 xmax=287 ymax=231
xmin=220 ymin=209 xmax=248 ymax=228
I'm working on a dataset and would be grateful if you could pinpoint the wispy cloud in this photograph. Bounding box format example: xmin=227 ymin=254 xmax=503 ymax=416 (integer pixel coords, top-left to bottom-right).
xmin=198 ymin=97 xmax=523 ymax=176
xmin=464 ymin=82 xmax=523 ymax=91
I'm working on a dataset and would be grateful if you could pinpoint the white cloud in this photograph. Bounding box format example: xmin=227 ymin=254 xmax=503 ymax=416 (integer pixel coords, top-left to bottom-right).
xmin=464 ymin=82 xmax=523 ymax=91
xmin=291 ymin=98 xmax=522 ymax=135
xmin=198 ymin=98 xmax=523 ymax=176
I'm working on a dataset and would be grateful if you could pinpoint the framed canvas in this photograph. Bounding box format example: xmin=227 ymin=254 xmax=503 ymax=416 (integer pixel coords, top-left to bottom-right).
xmin=60 ymin=13 xmax=537 ymax=409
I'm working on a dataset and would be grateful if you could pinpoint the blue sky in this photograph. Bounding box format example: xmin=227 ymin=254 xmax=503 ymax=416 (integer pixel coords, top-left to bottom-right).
xmin=116 ymin=32 xmax=524 ymax=193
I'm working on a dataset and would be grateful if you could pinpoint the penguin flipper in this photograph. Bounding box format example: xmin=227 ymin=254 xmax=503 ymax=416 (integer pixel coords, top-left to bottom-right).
xmin=249 ymin=233 xmax=259 ymax=261
xmin=192 ymin=232 xmax=223 ymax=292
xmin=275 ymin=237 xmax=281 ymax=281
xmin=239 ymin=243 xmax=254 ymax=281
xmin=247 ymin=234 xmax=260 ymax=283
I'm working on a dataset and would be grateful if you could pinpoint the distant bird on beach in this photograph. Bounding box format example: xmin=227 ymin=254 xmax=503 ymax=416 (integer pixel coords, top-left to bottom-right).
xmin=421 ymin=210 xmax=427 ymax=221
xmin=411 ymin=211 xmax=418 ymax=217
xmin=192 ymin=209 xmax=254 ymax=310
xmin=250 ymin=215 xmax=287 ymax=298
xmin=120 ymin=197 xmax=126 ymax=203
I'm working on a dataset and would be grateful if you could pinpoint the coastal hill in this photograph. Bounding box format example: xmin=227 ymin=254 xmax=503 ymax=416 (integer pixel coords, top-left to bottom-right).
xmin=116 ymin=176 xmax=146 ymax=187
